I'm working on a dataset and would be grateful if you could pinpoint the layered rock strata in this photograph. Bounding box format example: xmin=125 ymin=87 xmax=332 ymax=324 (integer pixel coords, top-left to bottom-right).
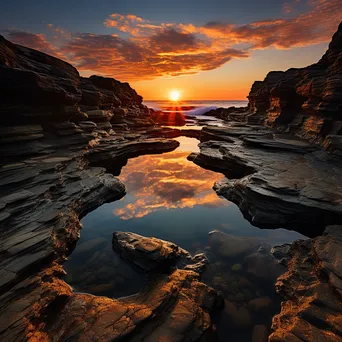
xmin=209 ymin=23 xmax=342 ymax=150
xmin=270 ymin=226 xmax=342 ymax=341
xmin=0 ymin=33 xmax=223 ymax=342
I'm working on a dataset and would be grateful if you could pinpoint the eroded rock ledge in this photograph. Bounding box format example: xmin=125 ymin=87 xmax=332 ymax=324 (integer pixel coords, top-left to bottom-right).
xmin=34 ymin=232 xmax=221 ymax=342
xmin=207 ymin=22 xmax=342 ymax=152
xmin=270 ymin=226 xmax=342 ymax=341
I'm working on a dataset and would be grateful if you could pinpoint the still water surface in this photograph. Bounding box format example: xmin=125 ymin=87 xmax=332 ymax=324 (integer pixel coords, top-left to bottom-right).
xmin=64 ymin=136 xmax=306 ymax=341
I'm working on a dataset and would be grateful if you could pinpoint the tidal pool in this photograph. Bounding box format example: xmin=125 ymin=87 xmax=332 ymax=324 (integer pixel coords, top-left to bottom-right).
xmin=64 ymin=136 xmax=307 ymax=341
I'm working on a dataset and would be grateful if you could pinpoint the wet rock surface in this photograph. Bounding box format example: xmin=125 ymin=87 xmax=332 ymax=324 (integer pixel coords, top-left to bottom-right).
xmin=190 ymin=125 xmax=342 ymax=235
xmin=41 ymin=234 xmax=222 ymax=342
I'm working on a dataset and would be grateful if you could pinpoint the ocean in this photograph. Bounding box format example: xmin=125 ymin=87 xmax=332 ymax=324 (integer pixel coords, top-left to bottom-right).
xmin=144 ymin=100 xmax=248 ymax=116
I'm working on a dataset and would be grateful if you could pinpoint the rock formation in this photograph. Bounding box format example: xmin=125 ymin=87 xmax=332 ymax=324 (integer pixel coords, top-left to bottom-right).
xmin=270 ymin=226 xmax=342 ymax=341
xmin=1 ymin=20 xmax=342 ymax=342
xmin=187 ymin=22 xmax=342 ymax=342
xmin=246 ymin=22 xmax=342 ymax=148
xmin=0 ymin=34 xmax=222 ymax=341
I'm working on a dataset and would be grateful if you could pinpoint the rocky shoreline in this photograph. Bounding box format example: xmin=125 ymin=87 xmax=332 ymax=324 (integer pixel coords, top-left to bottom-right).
xmin=0 ymin=22 xmax=342 ymax=342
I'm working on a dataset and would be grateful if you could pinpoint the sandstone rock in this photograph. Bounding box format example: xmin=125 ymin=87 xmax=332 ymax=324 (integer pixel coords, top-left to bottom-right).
xmin=270 ymin=225 xmax=342 ymax=341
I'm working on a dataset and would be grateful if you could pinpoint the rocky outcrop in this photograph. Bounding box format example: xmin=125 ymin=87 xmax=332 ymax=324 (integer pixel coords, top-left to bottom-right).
xmin=189 ymin=121 xmax=342 ymax=339
xmin=0 ymin=34 xmax=157 ymax=162
xmin=0 ymin=33 xmax=226 ymax=342
xmin=243 ymin=22 xmax=342 ymax=146
xmin=190 ymin=126 xmax=342 ymax=235
xmin=33 ymin=233 xmax=221 ymax=342
xmin=270 ymin=225 xmax=342 ymax=341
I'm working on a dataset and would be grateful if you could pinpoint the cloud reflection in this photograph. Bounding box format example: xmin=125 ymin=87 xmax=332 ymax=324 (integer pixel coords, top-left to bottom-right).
xmin=113 ymin=147 xmax=227 ymax=220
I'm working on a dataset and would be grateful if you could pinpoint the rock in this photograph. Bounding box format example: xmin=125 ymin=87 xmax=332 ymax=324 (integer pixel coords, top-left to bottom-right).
xmin=208 ymin=230 xmax=262 ymax=258
xmin=0 ymin=33 xmax=191 ymax=342
xmin=246 ymin=22 xmax=342 ymax=143
xmin=113 ymin=231 xmax=206 ymax=272
xmin=252 ymin=325 xmax=268 ymax=342
xmin=78 ymin=121 xmax=97 ymax=131
xmin=248 ymin=296 xmax=273 ymax=314
xmin=0 ymin=36 xmax=81 ymax=125
xmin=270 ymin=225 xmax=342 ymax=341
xmin=191 ymin=137 xmax=342 ymax=235
xmin=222 ymin=299 xmax=238 ymax=321
xmin=271 ymin=244 xmax=291 ymax=260
xmin=233 ymin=307 xmax=253 ymax=329
xmin=244 ymin=247 xmax=285 ymax=281
xmin=204 ymin=106 xmax=248 ymax=121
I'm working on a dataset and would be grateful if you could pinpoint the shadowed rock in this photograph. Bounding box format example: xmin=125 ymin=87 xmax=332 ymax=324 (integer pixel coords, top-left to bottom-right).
xmin=246 ymin=22 xmax=342 ymax=144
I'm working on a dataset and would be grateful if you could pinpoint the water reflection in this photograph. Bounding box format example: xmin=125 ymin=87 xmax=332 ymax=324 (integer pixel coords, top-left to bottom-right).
xmin=113 ymin=138 xmax=227 ymax=220
xmin=64 ymin=136 xmax=307 ymax=341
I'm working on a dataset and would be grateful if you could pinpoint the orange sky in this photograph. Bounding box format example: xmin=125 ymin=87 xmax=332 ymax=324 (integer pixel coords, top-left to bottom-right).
xmin=130 ymin=42 xmax=331 ymax=100
xmin=3 ymin=0 xmax=341 ymax=100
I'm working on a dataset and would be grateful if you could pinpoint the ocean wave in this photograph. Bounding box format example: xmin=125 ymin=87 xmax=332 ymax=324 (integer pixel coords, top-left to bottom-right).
xmin=144 ymin=100 xmax=247 ymax=116
xmin=146 ymin=104 xmax=218 ymax=116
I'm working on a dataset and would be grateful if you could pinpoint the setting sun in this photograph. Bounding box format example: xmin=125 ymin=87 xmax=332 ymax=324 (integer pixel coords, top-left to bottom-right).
xmin=169 ymin=90 xmax=180 ymax=101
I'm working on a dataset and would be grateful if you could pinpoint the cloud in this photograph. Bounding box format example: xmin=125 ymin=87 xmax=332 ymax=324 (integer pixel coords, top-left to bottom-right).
xmin=59 ymin=31 xmax=248 ymax=80
xmin=3 ymin=0 xmax=341 ymax=80
xmin=149 ymin=28 xmax=203 ymax=52
xmin=4 ymin=30 xmax=64 ymax=57
xmin=46 ymin=24 xmax=71 ymax=39
xmin=200 ymin=0 xmax=341 ymax=49
xmin=283 ymin=2 xmax=294 ymax=13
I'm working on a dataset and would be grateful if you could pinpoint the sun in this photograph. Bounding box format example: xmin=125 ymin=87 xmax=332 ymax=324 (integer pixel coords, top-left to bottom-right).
xmin=169 ymin=90 xmax=180 ymax=102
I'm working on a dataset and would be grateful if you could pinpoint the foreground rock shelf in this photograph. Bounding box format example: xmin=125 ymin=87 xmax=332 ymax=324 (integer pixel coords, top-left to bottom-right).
xmin=41 ymin=232 xmax=222 ymax=341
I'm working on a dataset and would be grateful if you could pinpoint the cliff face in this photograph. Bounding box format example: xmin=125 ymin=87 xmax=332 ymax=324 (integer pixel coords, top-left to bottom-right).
xmin=247 ymin=22 xmax=342 ymax=147
xmin=0 ymin=34 xmax=152 ymax=164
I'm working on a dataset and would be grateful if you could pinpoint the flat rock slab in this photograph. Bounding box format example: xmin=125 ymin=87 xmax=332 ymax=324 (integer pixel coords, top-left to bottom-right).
xmin=190 ymin=124 xmax=342 ymax=234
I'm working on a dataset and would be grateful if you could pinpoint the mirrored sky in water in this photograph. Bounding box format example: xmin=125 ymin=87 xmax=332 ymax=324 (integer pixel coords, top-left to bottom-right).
xmin=76 ymin=137 xmax=306 ymax=252
xmin=64 ymin=136 xmax=308 ymax=340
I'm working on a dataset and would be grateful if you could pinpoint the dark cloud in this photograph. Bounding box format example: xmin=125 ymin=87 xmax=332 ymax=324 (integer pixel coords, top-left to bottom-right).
xmin=59 ymin=32 xmax=248 ymax=80
xmin=4 ymin=30 xmax=63 ymax=57
xmin=201 ymin=0 xmax=341 ymax=49
xmin=149 ymin=28 xmax=200 ymax=52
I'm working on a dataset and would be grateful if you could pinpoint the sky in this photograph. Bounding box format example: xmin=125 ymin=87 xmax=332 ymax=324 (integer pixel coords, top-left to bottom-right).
xmin=1 ymin=0 xmax=341 ymax=100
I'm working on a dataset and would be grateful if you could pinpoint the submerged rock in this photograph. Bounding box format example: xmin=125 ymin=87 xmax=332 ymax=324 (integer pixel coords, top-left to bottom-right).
xmin=252 ymin=325 xmax=269 ymax=342
xmin=208 ymin=230 xmax=263 ymax=258
xmin=112 ymin=231 xmax=190 ymax=271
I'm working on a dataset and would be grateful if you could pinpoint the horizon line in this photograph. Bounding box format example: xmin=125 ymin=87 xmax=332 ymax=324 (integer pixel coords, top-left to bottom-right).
xmin=143 ymin=99 xmax=249 ymax=102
